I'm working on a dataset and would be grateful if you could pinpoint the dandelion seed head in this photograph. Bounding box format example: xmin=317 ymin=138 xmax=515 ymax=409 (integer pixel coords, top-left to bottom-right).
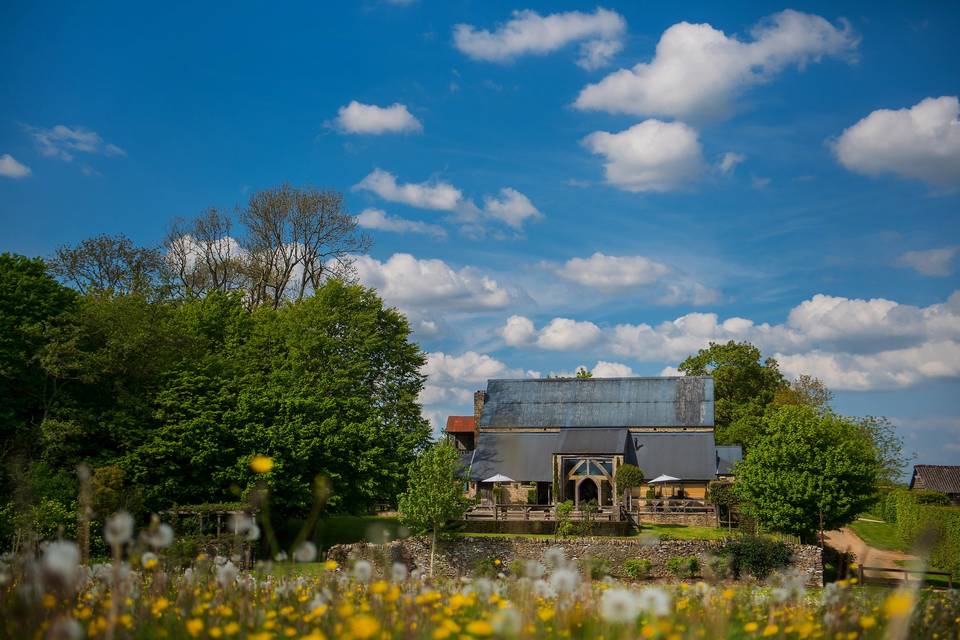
xmin=104 ymin=512 xmax=134 ymax=546
xmin=352 ymin=560 xmax=372 ymax=583
xmin=293 ymin=541 xmax=317 ymax=563
xmin=601 ymin=587 xmax=640 ymax=625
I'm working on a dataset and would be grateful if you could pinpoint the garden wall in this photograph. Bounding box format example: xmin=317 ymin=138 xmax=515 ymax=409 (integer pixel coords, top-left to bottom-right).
xmin=637 ymin=512 xmax=715 ymax=527
xmin=326 ymin=536 xmax=823 ymax=587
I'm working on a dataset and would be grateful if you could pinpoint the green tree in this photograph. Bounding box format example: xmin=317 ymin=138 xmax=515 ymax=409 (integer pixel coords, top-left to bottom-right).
xmin=397 ymin=442 xmax=468 ymax=577
xmin=853 ymin=416 xmax=910 ymax=485
xmin=678 ymin=341 xmax=786 ymax=446
xmin=772 ymin=375 xmax=833 ymax=413
xmin=614 ymin=464 xmax=644 ymax=509
xmin=734 ymin=405 xmax=881 ymax=543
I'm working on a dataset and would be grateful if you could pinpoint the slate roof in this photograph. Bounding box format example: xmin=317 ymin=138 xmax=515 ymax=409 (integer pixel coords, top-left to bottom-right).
xmin=478 ymin=377 xmax=714 ymax=429
xmin=627 ymin=432 xmax=718 ymax=481
xmin=445 ymin=416 xmax=476 ymax=433
xmin=466 ymin=432 xmax=558 ymax=482
xmin=555 ymin=428 xmax=629 ymax=454
xmin=715 ymin=445 xmax=743 ymax=475
xmin=910 ymin=465 xmax=960 ymax=494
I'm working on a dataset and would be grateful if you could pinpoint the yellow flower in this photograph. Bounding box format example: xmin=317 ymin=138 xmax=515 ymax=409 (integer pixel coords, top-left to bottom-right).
xmin=859 ymin=615 xmax=877 ymax=629
xmin=370 ymin=580 xmax=388 ymax=595
xmin=762 ymin=624 xmax=779 ymax=637
xmin=349 ymin=614 xmax=380 ymax=639
xmin=324 ymin=559 xmax=339 ymax=571
xmin=209 ymin=627 xmax=223 ymax=639
xmin=250 ymin=455 xmax=274 ymax=473
xmin=186 ymin=619 xmax=204 ymax=638
xmin=152 ymin=597 xmax=171 ymax=616
xmin=744 ymin=622 xmax=759 ymax=633
xmin=465 ymin=620 xmax=493 ymax=636
xmin=537 ymin=607 xmax=555 ymax=622
xmin=224 ymin=622 xmax=241 ymax=636
xmin=302 ymin=631 xmax=326 ymax=640
xmin=884 ymin=591 xmax=914 ymax=618
xmin=722 ymin=588 xmax=735 ymax=600
xmin=432 ymin=629 xmax=450 ymax=640
xmin=42 ymin=594 xmax=57 ymax=609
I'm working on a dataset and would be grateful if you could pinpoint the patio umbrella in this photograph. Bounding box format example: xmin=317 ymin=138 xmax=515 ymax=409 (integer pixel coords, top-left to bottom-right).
xmin=482 ymin=474 xmax=515 ymax=514
xmin=648 ymin=474 xmax=681 ymax=498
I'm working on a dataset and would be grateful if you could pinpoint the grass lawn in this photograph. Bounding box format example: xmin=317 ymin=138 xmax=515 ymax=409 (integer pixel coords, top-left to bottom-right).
xmin=848 ymin=519 xmax=907 ymax=553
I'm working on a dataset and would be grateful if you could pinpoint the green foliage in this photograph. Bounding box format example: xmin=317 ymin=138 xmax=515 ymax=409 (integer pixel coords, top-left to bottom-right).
xmin=914 ymin=490 xmax=951 ymax=506
xmin=623 ymin=558 xmax=653 ymax=580
xmin=555 ymin=500 xmax=575 ymax=538
xmin=721 ymin=536 xmax=792 ymax=579
xmin=893 ymin=489 xmax=960 ymax=575
xmin=397 ymin=443 xmax=468 ymax=535
xmin=678 ymin=341 xmax=786 ymax=446
xmin=707 ymin=481 xmax=738 ymax=507
xmin=526 ymin=488 xmax=538 ymax=505
xmin=614 ymin=464 xmax=644 ymax=502
xmin=703 ymin=554 xmax=733 ymax=581
xmin=665 ymin=555 xmax=700 ymax=578
xmin=734 ymin=405 xmax=881 ymax=542
xmin=580 ymin=556 xmax=611 ymax=579
xmin=575 ymin=367 xmax=592 ymax=378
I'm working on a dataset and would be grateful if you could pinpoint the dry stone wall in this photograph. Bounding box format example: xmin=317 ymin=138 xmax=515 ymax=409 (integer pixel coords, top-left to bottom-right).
xmin=326 ymin=536 xmax=823 ymax=587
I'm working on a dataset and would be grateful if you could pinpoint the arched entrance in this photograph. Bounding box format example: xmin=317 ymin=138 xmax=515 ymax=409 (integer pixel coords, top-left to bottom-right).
xmin=578 ymin=478 xmax=599 ymax=505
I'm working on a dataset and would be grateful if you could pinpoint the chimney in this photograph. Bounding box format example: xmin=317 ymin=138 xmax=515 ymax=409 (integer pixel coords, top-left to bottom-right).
xmin=473 ymin=390 xmax=486 ymax=428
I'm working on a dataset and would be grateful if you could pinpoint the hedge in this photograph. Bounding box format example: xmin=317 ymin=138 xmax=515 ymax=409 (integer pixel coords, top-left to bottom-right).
xmin=894 ymin=489 xmax=960 ymax=575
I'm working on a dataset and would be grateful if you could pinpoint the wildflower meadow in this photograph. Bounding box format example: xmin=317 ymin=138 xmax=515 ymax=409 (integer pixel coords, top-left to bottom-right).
xmin=2 ymin=511 xmax=959 ymax=640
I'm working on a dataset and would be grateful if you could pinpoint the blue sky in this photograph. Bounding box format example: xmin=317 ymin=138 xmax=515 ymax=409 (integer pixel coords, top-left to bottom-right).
xmin=2 ymin=1 xmax=958 ymax=470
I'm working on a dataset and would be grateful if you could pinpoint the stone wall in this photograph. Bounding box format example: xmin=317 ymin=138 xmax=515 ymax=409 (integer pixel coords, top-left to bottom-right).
xmin=637 ymin=512 xmax=715 ymax=527
xmin=326 ymin=536 xmax=823 ymax=587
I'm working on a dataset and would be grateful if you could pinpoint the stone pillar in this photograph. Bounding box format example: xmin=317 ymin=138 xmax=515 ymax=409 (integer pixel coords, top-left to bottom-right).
xmin=473 ymin=390 xmax=486 ymax=426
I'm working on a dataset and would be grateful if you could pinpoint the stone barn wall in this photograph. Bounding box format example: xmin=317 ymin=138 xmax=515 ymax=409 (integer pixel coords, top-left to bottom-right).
xmin=326 ymin=536 xmax=823 ymax=587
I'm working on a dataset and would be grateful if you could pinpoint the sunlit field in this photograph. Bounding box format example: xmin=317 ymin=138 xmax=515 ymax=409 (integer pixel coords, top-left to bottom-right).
xmin=3 ymin=515 xmax=958 ymax=640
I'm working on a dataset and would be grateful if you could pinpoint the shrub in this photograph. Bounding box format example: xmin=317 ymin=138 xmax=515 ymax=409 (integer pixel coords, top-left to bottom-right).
xmin=703 ymin=554 xmax=733 ymax=582
xmin=646 ymin=489 xmax=656 ymax=499
xmin=623 ymin=558 xmax=653 ymax=580
xmin=666 ymin=555 xmax=699 ymax=579
xmin=526 ymin=488 xmax=538 ymax=505
xmin=894 ymin=489 xmax=960 ymax=575
xmin=722 ymin=536 xmax=792 ymax=579
xmin=915 ymin=491 xmax=951 ymax=506
xmin=580 ymin=556 xmax=612 ymax=579
xmin=555 ymin=501 xmax=575 ymax=538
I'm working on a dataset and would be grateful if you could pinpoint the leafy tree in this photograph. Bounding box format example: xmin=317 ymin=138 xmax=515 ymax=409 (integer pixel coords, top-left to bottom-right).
xmin=48 ymin=234 xmax=164 ymax=297
xmin=772 ymin=374 xmax=833 ymax=413
xmin=614 ymin=464 xmax=644 ymax=508
xmin=397 ymin=442 xmax=468 ymax=576
xmin=0 ymin=254 xmax=77 ymax=458
xmin=853 ymin=416 xmax=910 ymax=485
xmin=678 ymin=341 xmax=786 ymax=446
xmin=734 ymin=405 xmax=881 ymax=543
xmin=575 ymin=367 xmax=593 ymax=378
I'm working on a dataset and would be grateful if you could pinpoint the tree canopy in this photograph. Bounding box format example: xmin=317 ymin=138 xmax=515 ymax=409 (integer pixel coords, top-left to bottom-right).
xmin=678 ymin=341 xmax=787 ymax=446
xmin=733 ymin=405 xmax=882 ymax=542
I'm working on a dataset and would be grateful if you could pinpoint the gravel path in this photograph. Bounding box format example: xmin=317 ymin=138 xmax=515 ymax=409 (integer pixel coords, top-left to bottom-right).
xmin=824 ymin=526 xmax=916 ymax=570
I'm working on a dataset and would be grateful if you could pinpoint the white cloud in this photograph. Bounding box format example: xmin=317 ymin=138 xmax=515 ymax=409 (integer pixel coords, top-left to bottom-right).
xmin=482 ymin=188 xmax=543 ymax=229
xmin=352 ymin=253 xmax=514 ymax=312
xmin=355 ymin=208 xmax=446 ymax=238
xmin=574 ymin=10 xmax=857 ymax=120
xmin=582 ymin=120 xmax=705 ymax=192
xmin=354 ymin=169 xmax=463 ymax=211
xmin=897 ymin=246 xmax=959 ymax=277
xmin=751 ymin=175 xmax=771 ymax=189
xmin=591 ymin=360 xmax=635 ymax=377
xmin=453 ymin=8 xmax=626 ymax=67
xmin=354 ymin=169 xmax=543 ymax=231
xmin=333 ymin=101 xmax=423 ymax=134
xmin=0 ymin=154 xmax=30 ymax=179
xmin=557 ymin=252 xmax=669 ymax=290
xmin=28 ymin=124 xmax=125 ymax=162
xmin=500 ymin=314 xmax=536 ymax=346
xmin=718 ymin=152 xmax=745 ymax=175
xmin=424 ymin=351 xmax=524 ymax=386
xmin=833 ymin=96 xmax=960 ymax=187
xmin=536 ymin=317 xmax=603 ymax=350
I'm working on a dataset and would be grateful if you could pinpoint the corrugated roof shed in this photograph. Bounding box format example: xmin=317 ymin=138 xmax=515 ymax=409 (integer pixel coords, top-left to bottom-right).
xmin=479 ymin=377 xmax=714 ymax=429
xmin=910 ymin=465 xmax=960 ymax=493
xmin=445 ymin=416 xmax=475 ymax=433
xmin=467 ymin=433 xmax=558 ymax=482
xmin=628 ymin=432 xmax=717 ymax=480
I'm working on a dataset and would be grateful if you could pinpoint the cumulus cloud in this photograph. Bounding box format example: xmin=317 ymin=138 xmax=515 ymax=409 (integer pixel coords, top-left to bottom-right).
xmin=591 ymin=360 xmax=636 ymax=377
xmin=333 ymin=101 xmax=423 ymax=134
xmin=574 ymin=10 xmax=857 ymax=120
xmin=354 ymin=169 xmax=463 ymax=211
xmin=538 ymin=318 xmax=603 ymax=350
xmin=453 ymin=8 xmax=626 ymax=68
xmin=718 ymin=152 xmax=745 ymax=175
xmin=355 ymin=208 xmax=446 ymax=238
xmin=833 ymin=96 xmax=960 ymax=187
xmin=354 ymin=169 xmax=542 ymax=231
xmin=897 ymin=246 xmax=959 ymax=277
xmin=582 ymin=120 xmax=705 ymax=192
xmin=28 ymin=124 xmax=125 ymax=162
xmin=352 ymin=253 xmax=515 ymax=312
xmin=0 ymin=154 xmax=30 ymax=179
xmin=482 ymin=188 xmax=543 ymax=229
xmin=501 ymin=314 xmax=536 ymax=346
xmin=557 ymin=252 xmax=669 ymax=290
